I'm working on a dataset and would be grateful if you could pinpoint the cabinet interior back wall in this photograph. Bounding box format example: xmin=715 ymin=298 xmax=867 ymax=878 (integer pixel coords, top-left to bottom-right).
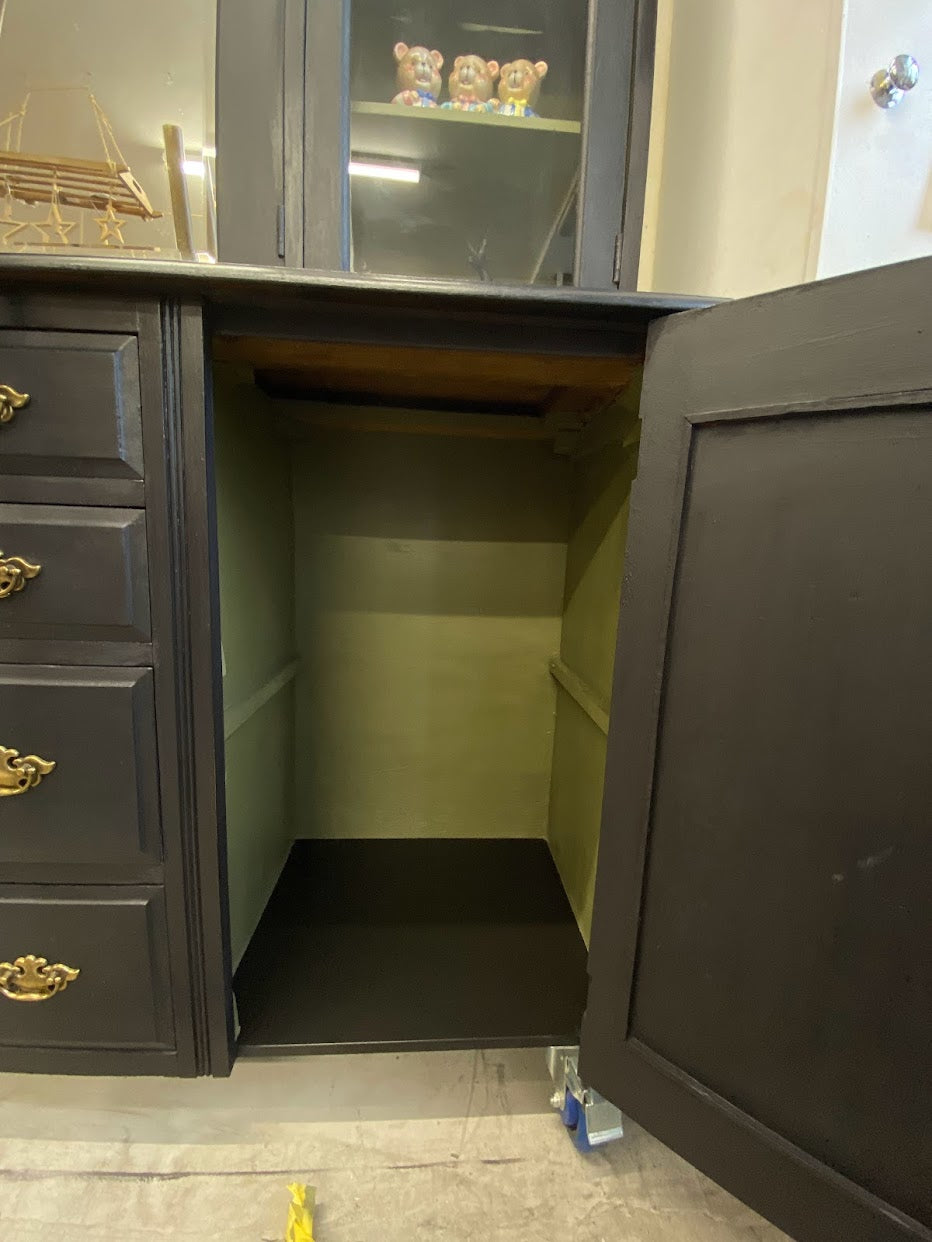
xmin=214 ymin=360 xmax=641 ymax=963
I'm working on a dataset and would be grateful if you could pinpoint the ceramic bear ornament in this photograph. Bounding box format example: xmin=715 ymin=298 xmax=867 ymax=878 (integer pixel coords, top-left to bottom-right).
xmin=496 ymin=59 xmax=548 ymax=117
xmin=442 ymin=54 xmax=500 ymax=112
xmin=392 ymin=42 xmax=444 ymax=107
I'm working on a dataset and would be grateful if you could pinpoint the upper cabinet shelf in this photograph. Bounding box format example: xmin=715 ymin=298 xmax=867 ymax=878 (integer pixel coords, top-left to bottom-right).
xmin=352 ymin=101 xmax=581 ymax=136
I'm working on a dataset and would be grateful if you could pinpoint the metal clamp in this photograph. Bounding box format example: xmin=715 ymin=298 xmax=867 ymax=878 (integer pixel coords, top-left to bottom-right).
xmin=870 ymin=54 xmax=920 ymax=108
xmin=548 ymin=1045 xmax=624 ymax=1149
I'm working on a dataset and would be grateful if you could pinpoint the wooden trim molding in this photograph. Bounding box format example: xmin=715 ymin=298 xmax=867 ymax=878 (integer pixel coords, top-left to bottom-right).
xmin=223 ymin=661 xmax=299 ymax=741
xmin=550 ymin=657 xmax=610 ymax=735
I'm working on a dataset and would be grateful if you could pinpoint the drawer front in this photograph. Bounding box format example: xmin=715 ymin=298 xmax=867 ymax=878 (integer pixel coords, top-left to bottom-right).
xmin=0 ymin=330 xmax=143 ymax=481
xmin=0 ymin=504 xmax=150 ymax=642
xmin=0 ymin=666 xmax=162 ymax=873
xmin=0 ymin=886 xmax=174 ymax=1049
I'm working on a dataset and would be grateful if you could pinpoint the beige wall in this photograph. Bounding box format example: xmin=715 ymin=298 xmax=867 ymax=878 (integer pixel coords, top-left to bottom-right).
xmin=640 ymin=0 xmax=843 ymax=298
xmin=0 ymin=0 xmax=214 ymax=255
xmin=817 ymin=0 xmax=932 ymax=277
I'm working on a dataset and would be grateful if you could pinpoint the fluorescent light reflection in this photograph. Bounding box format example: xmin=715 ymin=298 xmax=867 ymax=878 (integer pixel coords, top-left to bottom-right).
xmin=349 ymin=159 xmax=420 ymax=184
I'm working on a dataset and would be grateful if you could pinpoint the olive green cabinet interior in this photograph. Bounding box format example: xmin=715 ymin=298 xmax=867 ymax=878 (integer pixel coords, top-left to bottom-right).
xmin=215 ymin=363 xmax=638 ymax=969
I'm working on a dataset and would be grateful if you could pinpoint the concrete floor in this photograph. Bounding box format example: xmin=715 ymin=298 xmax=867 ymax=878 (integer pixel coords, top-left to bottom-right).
xmin=0 ymin=1049 xmax=789 ymax=1241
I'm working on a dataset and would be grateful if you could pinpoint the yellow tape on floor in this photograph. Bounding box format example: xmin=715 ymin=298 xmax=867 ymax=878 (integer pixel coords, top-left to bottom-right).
xmin=285 ymin=1183 xmax=315 ymax=1242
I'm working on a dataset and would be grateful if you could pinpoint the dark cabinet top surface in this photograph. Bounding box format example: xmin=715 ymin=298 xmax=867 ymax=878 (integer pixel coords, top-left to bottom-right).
xmin=0 ymin=253 xmax=712 ymax=320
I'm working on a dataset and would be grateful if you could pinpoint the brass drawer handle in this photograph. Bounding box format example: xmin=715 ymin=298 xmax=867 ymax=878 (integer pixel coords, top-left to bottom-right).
xmin=0 ymin=746 xmax=55 ymax=797
xmin=0 ymin=552 xmax=41 ymax=599
xmin=0 ymin=955 xmax=79 ymax=1002
xmin=0 ymin=384 xmax=30 ymax=425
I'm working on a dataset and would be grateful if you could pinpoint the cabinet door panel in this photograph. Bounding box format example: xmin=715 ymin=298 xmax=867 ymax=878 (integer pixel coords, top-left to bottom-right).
xmin=583 ymin=256 xmax=932 ymax=1242
xmin=216 ymin=0 xmax=287 ymax=265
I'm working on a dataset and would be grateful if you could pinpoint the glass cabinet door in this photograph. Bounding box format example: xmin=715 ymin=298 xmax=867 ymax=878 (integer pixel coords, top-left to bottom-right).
xmin=0 ymin=0 xmax=216 ymax=261
xmin=348 ymin=1 xmax=587 ymax=284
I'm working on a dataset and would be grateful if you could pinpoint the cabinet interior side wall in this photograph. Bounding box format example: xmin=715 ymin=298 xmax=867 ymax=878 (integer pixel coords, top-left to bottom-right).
xmin=288 ymin=413 xmax=570 ymax=841
xmin=547 ymin=389 xmax=641 ymax=942
xmin=214 ymin=365 xmax=297 ymax=968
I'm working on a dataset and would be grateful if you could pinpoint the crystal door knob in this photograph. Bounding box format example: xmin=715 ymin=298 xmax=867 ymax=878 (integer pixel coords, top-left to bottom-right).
xmin=870 ymin=54 xmax=920 ymax=108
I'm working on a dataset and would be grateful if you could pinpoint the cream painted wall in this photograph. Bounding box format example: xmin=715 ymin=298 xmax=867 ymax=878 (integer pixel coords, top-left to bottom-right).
xmin=640 ymin=0 xmax=843 ymax=298
xmin=0 ymin=0 xmax=215 ymax=255
xmin=817 ymin=0 xmax=932 ymax=278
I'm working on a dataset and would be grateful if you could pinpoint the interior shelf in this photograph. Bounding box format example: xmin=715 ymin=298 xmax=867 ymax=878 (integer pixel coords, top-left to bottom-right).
xmin=234 ymin=839 xmax=589 ymax=1054
xmin=352 ymin=100 xmax=582 ymax=135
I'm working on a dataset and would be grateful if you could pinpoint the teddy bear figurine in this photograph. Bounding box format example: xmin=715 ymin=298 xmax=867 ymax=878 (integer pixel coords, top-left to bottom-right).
xmin=441 ymin=54 xmax=500 ymax=112
xmin=495 ymin=59 xmax=548 ymax=117
xmin=392 ymin=42 xmax=444 ymax=107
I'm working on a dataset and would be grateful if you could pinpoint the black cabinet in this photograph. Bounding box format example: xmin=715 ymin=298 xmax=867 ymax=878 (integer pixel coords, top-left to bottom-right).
xmin=0 ymin=253 xmax=927 ymax=1242
xmin=217 ymin=0 xmax=654 ymax=288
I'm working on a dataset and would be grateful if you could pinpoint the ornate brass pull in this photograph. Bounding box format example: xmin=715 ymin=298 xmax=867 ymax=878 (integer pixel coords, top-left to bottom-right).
xmin=0 ymin=955 xmax=79 ymax=1002
xmin=0 ymin=552 xmax=41 ymax=599
xmin=0 ymin=384 xmax=30 ymax=425
xmin=0 ymin=746 xmax=55 ymax=797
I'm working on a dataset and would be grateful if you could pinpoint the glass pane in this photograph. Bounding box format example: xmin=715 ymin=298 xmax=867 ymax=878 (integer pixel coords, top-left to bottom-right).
xmin=638 ymin=0 xmax=931 ymax=299
xmin=349 ymin=1 xmax=587 ymax=284
xmin=0 ymin=0 xmax=216 ymax=261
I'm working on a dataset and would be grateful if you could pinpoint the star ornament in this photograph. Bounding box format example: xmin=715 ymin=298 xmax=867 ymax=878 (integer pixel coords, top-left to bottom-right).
xmin=31 ymin=199 xmax=77 ymax=245
xmin=1 ymin=216 xmax=29 ymax=245
xmin=0 ymin=188 xmax=29 ymax=246
xmin=94 ymin=201 xmax=126 ymax=246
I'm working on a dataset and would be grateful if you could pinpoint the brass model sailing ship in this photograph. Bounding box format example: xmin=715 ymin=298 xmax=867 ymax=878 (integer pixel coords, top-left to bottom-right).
xmin=0 ymin=87 xmax=162 ymax=249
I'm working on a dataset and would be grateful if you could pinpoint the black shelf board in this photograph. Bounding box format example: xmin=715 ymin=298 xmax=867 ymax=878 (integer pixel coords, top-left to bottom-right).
xmin=234 ymin=838 xmax=589 ymax=1055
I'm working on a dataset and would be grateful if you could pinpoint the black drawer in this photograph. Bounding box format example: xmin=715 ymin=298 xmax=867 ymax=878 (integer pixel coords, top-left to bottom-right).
xmin=0 ymin=504 xmax=150 ymax=643
xmin=0 ymin=329 xmax=143 ymax=482
xmin=0 ymin=665 xmax=162 ymax=878
xmin=0 ymin=886 xmax=174 ymax=1050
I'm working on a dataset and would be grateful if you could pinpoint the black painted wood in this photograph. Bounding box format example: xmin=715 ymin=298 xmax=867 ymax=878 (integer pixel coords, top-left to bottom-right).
xmin=235 ymin=839 xmax=589 ymax=1054
xmin=575 ymin=0 xmax=638 ymax=288
xmin=583 ymin=256 xmax=932 ymax=1242
xmin=0 ymin=665 xmax=162 ymax=878
xmin=0 ymin=885 xmax=175 ymax=1052
xmin=282 ymin=0 xmax=307 ymax=268
xmin=0 ymin=639 xmax=151 ymax=668
xmin=0 ymin=504 xmax=150 ymax=643
xmin=151 ymin=302 xmax=235 ymax=1078
xmin=616 ymin=0 xmax=657 ymax=291
xmin=304 ymin=0 xmax=350 ymax=271
xmin=0 ymin=329 xmax=143 ymax=485
xmin=0 ymin=253 xmax=709 ymax=318
xmin=216 ymin=0 xmax=287 ymax=266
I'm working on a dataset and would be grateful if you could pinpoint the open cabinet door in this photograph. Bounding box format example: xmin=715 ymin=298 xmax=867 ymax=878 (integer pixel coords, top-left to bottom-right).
xmin=581 ymin=257 xmax=932 ymax=1242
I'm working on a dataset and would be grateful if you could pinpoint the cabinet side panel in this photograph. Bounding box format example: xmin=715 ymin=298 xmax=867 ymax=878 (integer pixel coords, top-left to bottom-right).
xmin=548 ymin=407 xmax=639 ymax=940
xmin=213 ymin=365 xmax=295 ymax=966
